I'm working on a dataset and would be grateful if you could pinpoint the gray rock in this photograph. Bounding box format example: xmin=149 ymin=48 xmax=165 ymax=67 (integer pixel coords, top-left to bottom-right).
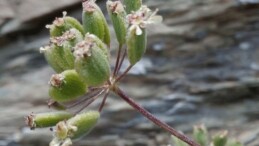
xmin=166 ymin=102 xmax=198 ymax=115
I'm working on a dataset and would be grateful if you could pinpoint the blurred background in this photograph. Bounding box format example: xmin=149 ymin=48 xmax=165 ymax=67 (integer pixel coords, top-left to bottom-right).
xmin=0 ymin=0 xmax=259 ymax=146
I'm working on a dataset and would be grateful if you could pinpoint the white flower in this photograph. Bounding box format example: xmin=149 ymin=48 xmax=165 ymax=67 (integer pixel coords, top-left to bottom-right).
xmin=127 ymin=6 xmax=163 ymax=35
xmin=49 ymin=121 xmax=77 ymax=146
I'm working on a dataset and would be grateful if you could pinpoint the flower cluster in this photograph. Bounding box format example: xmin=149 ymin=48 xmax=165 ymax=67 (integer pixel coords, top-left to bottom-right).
xmin=26 ymin=0 xmax=165 ymax=146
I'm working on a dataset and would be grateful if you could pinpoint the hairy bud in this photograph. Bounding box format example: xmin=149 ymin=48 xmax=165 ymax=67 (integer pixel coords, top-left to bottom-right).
xmin=74 ymin=39 xmax=110 ymax=86
xmin=82 ymin=0 xmax=110 ymax=46
xmin=49 ymin=70 xmax=87 ymax=102
xmin=50 ymin=111 xmax=100 ymax=146
xmin=25 ymin=112 xmax=72 ymax=130
xmin=126 ymin=6 xmax=162 ymax=65
xmin=107 ymin=1 xmax=127 ymax=45
xmin=46 ymin=11 xmax=84 ymax=37
xmin=126 ymin=27 xmax=146 ymax=65
xmin=40 ymin=29 xmax=83 ymax=73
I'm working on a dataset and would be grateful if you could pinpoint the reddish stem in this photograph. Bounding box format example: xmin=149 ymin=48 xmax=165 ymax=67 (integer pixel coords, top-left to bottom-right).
xmin=115 ymin=48 xmax=127 ymax=76
xmin=112 ymin=86 xmax=200 ymax=146
xmin=113 ymin=44 xmax=123 ymax=77
xmin=115 ymin=65 xmax=133 ymax=82
xmin=98 ymin=91 xmax=109 ymax=112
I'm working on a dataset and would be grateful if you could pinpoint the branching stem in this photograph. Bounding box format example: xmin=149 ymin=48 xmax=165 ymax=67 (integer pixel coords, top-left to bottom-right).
xmin=98 ymin=90 xmax=109 ymax=112
xmin=113 ymin=44 xmax=123 ymax=77
xmin=112 ymin=86 xmax=200 ymax=146
xmin=115 ymin=48 xmax=127 ymax=76
xmin=115 ymin=65 xmax=133 ymax=82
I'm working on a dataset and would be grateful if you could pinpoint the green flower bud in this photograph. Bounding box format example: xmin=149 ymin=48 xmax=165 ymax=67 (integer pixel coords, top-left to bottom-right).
xmin=67 ymin=111 xmax=100 ymax=139
xmin=82 ymin=0 xmax=110 ymax=46
xmin=85 ymin=33 xmax=109 ymax=59
xmin=123 ymin=0 xmax=142 ymax=14
xmin=193 ymin=124 xmax=209 ymax=146
xmin=40 ymin=45 xmax=64 ymax=73
xmin=50 ymin=111 xmax=100 ymax=146
xmin=40 ymin=29 xmax=83 ymax=73
xmin=212 ymin=131 xmax=228 ymax=146
xmin=127 ymin=27 xmax=147 ymax=65
xmin=171 ymin=135 xmax=188 ymax=146
xmin=49 ymin=70 xmax=87 ymax=102
xmin=126 ymin=6 xmax=162 ymax=65
xmin=74 ymin=39 xmax=110 ymax=86
xmin=107 ymin=1 xmax=127 ymax=45
xmin=25 ymin=112 xmax=72 ymax=130
xmin=46 ymin=11 xmax=84 ymax=37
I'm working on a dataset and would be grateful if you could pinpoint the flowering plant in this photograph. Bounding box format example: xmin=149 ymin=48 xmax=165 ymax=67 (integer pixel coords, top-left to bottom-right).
xmin=26 ymin=0 xmax=199 ymax=146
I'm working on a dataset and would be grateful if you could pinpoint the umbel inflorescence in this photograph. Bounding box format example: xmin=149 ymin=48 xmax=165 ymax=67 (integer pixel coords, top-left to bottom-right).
xmin=25 ymin=0 xmax=200 ymax=146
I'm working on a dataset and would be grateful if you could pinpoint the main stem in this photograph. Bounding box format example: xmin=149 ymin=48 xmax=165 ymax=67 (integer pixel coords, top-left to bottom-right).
xmin=112 ymin=86 xmax=200 ymax=146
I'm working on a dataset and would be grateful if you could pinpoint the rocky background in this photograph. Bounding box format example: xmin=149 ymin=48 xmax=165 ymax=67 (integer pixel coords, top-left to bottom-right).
xmin=0 ymin=0 xmax=259 ymax=146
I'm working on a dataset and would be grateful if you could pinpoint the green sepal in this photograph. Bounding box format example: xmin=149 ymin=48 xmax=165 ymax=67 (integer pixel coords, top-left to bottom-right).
xmin=48 ymin=12 xmax=84 ymax=37
xmin=74 ymin=41 xmax=110 ymax=86
xmin=41 ymin=29 xmax=83 ymax=73
xmin=82 ymin=1 xmax=110 ymax=46
xmin=123 ymin=0 xmax=142 ymax=14
xmin=25 ymin=112 xmax=72 ymax=129
xmin=49 ymin=70 xmax=87 ymax=102
xmin=107 ymin=1 xmax=127 ymax=45
xmin=41 ymin=44 xmax=74 ymax=73
xmin=68 ymin=111 xmax=100 ymax=139
xmin=85 ymin=33 xmax=110 ymax=60
xmin=127 ymin=28 xmax=147 ymax=65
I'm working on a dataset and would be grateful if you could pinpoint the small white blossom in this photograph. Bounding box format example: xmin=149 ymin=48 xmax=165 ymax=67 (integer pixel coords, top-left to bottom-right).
xmin=49 ymin=121 xmax=77 ymax=146
xmin=127 ymin=6 xmax=162 ymax=35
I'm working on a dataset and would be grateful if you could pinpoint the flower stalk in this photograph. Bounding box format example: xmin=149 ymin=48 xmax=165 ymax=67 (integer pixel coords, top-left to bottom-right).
xmin=111 ymin=85 xmax=200 ymax=146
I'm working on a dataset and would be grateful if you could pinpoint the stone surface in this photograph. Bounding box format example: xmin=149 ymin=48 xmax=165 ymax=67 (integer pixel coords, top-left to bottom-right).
xmin=0 ymin=0 xmax=259 ymax=146
xmin=0 ymin=0 xmax=81 ymax=35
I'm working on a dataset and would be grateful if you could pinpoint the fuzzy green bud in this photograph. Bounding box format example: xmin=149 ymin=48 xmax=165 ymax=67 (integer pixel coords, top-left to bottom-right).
xmin=107 ymin=1 xmax=127 ymax=45
xmin=50 ymin=111 xmax=100 ymax=146
xmin=49 ymin=70 xmax=87 ymax=102
xmin=126 ymin=6 xmax=162 ymax=65
xmin=123 ymin=0 xmax=142 ymax=14
xmin=67 ymin=111 xmax=100 ymax=139
xmin=212 ymin=131 xmax=228 ymax=146
xmin=25 ymin=112 xmax=72 ymax=130
xmin=74 ymin=39 xmax=110 ymax=86
xmin=127 ymin=27 xmax=147 ymax=65
xmin=193 ymin=124 xmax=209 ymax=146
xmin=85 ymin=33 xmax=109 ymax=59
xmin=46 ymin=11 xmax=84 ymax=37
xmin=82 ymin=0 xmax=110 ymax=46
xmin=40 ymin=29 xmax=83 ymax=73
